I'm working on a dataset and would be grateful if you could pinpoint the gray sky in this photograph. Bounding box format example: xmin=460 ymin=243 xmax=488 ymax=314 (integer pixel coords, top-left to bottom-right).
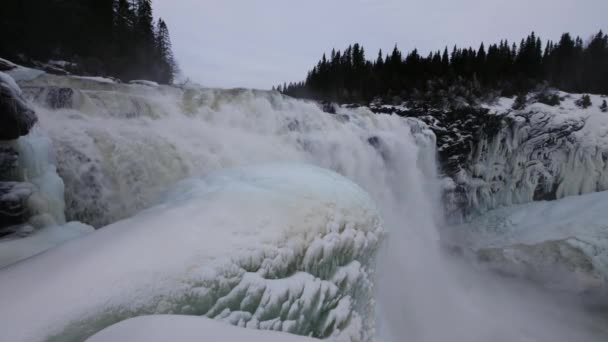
xmin=155 ymin=0 xmax=608 ymax=89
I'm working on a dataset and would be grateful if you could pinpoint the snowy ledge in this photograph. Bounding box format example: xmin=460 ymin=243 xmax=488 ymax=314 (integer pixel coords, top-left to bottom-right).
xmin=86 ymin=315 xmax=317 ymax=342
xmin=0 ymin=163 xmax=383 ymax=342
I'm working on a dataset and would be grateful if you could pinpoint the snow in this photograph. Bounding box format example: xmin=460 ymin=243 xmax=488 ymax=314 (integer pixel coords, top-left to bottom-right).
xmin=71 ymin=75 xmax=116 ymax=84
xmin=0 ymin=163 xmax=383 ymax=342
xmin=6 ymin=65 xmax=46 ymax=82
xmin=130 ymin=80 xmax=160 ymax=87
xmin=455 ymin=92 xmax=608 ymax=213
xmin=452 ymin=190 xmax=608 ymax=289
xmin=0 ymin=70 xmax=22 ymax=95
xmin=86 ymin=315 xmax=317 ymax=342
xmin=0 ymin=222 xmax=94 ymax=268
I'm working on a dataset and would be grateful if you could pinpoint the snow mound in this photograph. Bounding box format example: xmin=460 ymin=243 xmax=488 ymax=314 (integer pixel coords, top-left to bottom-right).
xmin=86 ymin=315 xmax=317 ymax=342
xmin=0 ymin=163 xmax=383 ymax=342
xmin=452 ymin=190 xmax=608 ymax=293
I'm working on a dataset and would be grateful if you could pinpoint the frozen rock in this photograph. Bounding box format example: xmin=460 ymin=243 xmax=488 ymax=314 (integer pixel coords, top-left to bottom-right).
xmin=0 ymin=72 xmax=37 ymax=140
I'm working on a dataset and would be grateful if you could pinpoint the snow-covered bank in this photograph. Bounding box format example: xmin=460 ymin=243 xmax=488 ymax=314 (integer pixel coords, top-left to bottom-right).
xmin=86 ymin=315 xmax=317 ymax=342
xmin=371 ymin=93 xmax=608 ymax=217
xmin=451 ymin=189 xmax=608 ymax=294
xmin=0 ymin=164 xmax=383 ymax=342
xmin=464 ymin=93 xmax=608 ymax=212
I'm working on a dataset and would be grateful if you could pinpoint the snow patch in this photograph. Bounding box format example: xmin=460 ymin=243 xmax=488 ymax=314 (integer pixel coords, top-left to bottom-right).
xmin=86 ymin=315 xmax=317 ymax=342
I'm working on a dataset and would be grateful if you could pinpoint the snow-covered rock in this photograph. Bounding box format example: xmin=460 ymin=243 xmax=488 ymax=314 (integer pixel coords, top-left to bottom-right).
xmin=0 ymin=163 xmax=383 ymax=342
xmin=450 ymin=189 xmax=608 ymax=295
xmin=371 ymin=93 xmax=608 ymax=217
xmin=0 ymin=221 xmax=93 ymax=268
xmin=0 ymin=71 xmax=37 ymax=140
xmin=86 ymin=315 xmax=317 ymax=342
xmin=129 ymin=79 xmax=159 ymax=87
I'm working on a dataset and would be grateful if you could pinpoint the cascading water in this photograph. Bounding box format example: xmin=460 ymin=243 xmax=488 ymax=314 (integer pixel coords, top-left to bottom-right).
xmin=3 ymin=70 xmax=607 ymax=341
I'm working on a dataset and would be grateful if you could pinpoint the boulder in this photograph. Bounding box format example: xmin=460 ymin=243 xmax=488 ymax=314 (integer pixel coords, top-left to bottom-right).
xmin=0 ymin=72 xmax=37 ymax=140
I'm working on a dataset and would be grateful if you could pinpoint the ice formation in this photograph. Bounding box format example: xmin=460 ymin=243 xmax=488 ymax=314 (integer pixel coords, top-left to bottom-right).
xmin=451 ymin=189 xmax=608 ymax=293
xmin=0 ymin=163 xmax=383 ymax=342
xmin=460 ymin=93 xmax=608 ymax=213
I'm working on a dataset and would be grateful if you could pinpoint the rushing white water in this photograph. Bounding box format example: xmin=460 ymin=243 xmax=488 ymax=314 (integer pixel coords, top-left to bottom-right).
xmin=4 ymin=71 xmax=607 ymax=341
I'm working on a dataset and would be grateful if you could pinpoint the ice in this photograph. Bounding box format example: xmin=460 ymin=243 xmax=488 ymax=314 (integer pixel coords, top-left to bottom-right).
xmin=0 ymin=163 xmax=383 ymax=342
xmin=456 ymin=93 xmax=608 ymax=213
xmin=129 ymin=80 xmax=160 ymax=87
xmin=6 ymin=65 xmax=46 ymax=82
xmin=86 ymin=315 xmax=316 ymax=342
xmin=451 ymin=189 xmax=608 ymax=291
xmin=0 ymin=70 xmax=22 ymax=95
xmin=15 ymin=126 xmax=66 ymax=225
xmin=0 ymin=222 xmax=93 ymax=268
xmin=70 ymin=76 xmax=116 ymax=84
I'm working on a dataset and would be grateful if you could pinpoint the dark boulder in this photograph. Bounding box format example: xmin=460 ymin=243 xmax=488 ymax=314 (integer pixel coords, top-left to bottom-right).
xmin=0 ymin=73 xmax=37 ymax=140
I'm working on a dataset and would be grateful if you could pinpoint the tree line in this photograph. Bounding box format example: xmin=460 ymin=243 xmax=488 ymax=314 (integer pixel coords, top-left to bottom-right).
xmin=278 ymin=31 xmax=608 ymax=103
xmin=1 ymin=0 xmax=178 ymax=84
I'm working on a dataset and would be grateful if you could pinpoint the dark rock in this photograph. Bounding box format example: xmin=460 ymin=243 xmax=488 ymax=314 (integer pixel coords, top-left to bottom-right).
xmin=0 ymin=182 xmax=34 ymax=232
xmin=0 ymin=75 xmax=38 ymax=140
xmin=320 ymin=102 xmax=336 ymax=114
xmin=0 ymin=146 xmax=19 ymax=176
xmin=287 ymin=119 xmax=300 ymax=132
xmin=367 ymin=136 xmax=381 ymax=148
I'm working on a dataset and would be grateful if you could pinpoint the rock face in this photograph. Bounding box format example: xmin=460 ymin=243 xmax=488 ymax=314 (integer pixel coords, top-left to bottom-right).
xmin=0 ymin=72 xmax=37 ymax=140
xmin=369 ymin=93 xmax=608 ymax=218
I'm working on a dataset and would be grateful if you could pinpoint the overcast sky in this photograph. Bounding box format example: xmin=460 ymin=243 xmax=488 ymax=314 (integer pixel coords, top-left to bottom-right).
xmin=155 ymin=0 xmax=608 ymax=89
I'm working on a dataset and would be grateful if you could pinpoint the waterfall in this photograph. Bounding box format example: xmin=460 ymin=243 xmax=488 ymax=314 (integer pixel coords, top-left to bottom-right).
xmin=2 ymin=72 xmax=605 ymax=342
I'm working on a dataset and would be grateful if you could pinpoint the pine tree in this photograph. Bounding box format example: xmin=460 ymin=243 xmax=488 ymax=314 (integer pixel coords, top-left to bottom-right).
xmin=576 ymin=94 xmax=592 ymax=108
xmin=156 ymin=19 xmax=178 ymax=83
